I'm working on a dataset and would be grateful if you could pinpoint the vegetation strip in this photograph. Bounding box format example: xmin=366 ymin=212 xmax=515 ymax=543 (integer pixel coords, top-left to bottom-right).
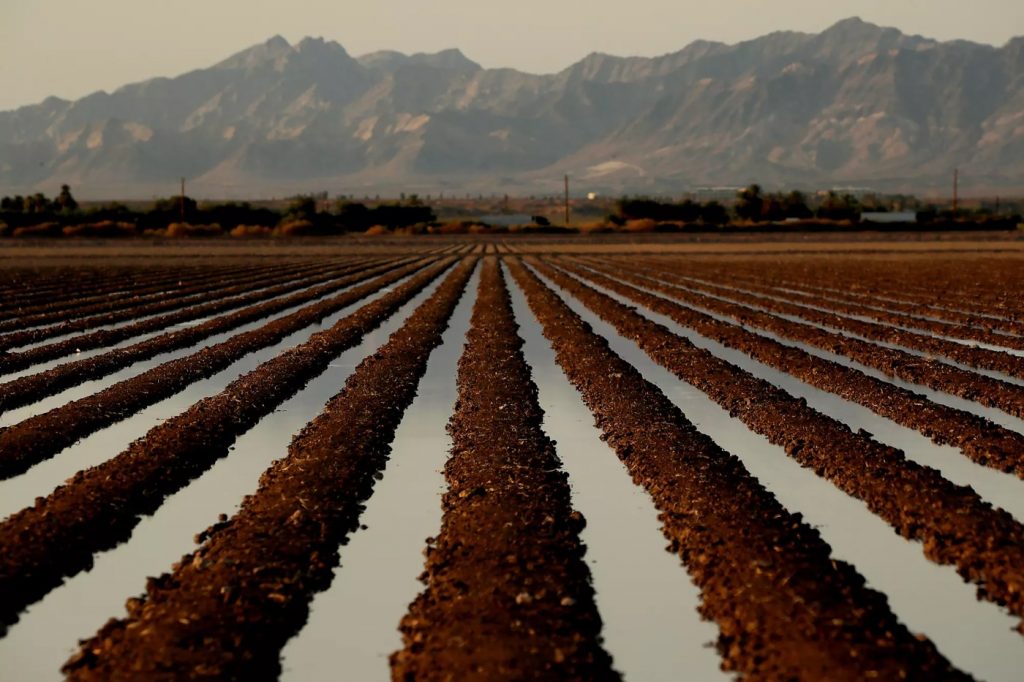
xmin=576 ymin=258 xmax=1024 ymax=477
xmin=0 ymin=258 xmax=408 ymax=414
xmin=392 ymin=259 xmax=615 ymax=681
xmin=506 ymin=258 xmax=965 ymax=680
xmin=0 ymin=258 xmax=431 ymax=480
xmin=627 ymin=257 xmax=1024 ymax=419
xmin=530 ymin=257 xmax=1024 ymax=633
xmin=0 ymin=259 xmax=376 ymax=370
xmin=0 ymin=262 xmax=286 ymax=330
xmin=59 ymin=258 xmax=475 ymax=679
xmin=0 ymin=259 xmax=338 ymax=352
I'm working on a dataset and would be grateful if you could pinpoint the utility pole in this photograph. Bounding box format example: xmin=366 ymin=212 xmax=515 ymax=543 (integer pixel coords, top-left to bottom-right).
xmin=180 ymin=177 xmax=186 ymax=224
xmin=952 ymin=168 xmax=959 ymax=217
xmin=564 ymin=174 xmax=570 ymax=227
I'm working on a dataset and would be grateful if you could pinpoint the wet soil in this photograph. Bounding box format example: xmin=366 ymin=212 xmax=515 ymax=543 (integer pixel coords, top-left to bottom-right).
xmin=58 ymin=257 xmax=475 ymax=679
xmin=0 ymin=258 xmax=430 ymax=480
xmin=391 ymin=258 xmax=616 ymax=681
xmin=0 ymin=259 xmax=375 ymax=369
xmin=575 ymin=257 xmax=1024 ymax=477
xmin=528 ymin=257 xmax=1024 ymax=634
xmin=0 ymin=259 xmax=339 ymax=353
xmin=625 ymin=257 xmax=1024 ymax=421
xmin=506 ymin=258 xmax=967 ymax=680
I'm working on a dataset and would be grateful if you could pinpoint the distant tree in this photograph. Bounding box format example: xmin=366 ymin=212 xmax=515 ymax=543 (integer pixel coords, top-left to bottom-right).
xmin=816 ymin=191 xmax=862 ymax=222
xmin=735 ymin=184 xmax=764 ymax=222
xmin=56 ymin=184 xmax=78 ymax=212
xmin=781 ymin=190 xmax=812 ymax=219
xmin=335 ymin=201 xmax=371 ymax=231
xmin=285 ymin=196 xmax=318 ymax=221
xmin=152 ymin=195 xmax=197 ymax=219
xmin=700 ymin=201 xmax=730 ymax=226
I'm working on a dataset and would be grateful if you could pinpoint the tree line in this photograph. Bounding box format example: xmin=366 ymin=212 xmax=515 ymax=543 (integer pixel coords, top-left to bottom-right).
xmin=0 ymin=188 xmax=436 ymax=236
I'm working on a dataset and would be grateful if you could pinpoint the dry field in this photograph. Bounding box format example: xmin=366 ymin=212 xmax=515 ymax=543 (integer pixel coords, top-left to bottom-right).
xmin=1 ymin=237 xmax=1023 ymax=680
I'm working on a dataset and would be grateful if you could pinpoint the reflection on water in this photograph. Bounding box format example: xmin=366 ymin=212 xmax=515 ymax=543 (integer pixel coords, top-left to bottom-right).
xmin=0 ymin=273 xmax=417 ymax=522
xmin=535 ymin=264 xmax=1024 ymax=682
xmin=281 ymin=266 xmax=478 ymax=681
xmin=0 ymin=272 xmax=444 ymax=681
xmin=506 ymin=266 xmax=730 ymax=682
xmin=583 ymin=268 xmax=1024 ymax=523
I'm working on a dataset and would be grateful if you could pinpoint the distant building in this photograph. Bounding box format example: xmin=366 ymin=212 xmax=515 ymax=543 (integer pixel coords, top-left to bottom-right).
xmin=688 ymin=187 xmax=744 ymax=202
xmin=477 ymin=213 xmax=533 ymax=226
xmin=861 ymin=211 xmax=917 ymax=223
xmin=823 ymin=186 xmax=876 ymax=200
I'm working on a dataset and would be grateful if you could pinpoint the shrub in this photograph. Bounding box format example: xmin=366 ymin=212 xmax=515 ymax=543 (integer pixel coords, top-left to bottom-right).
xmin=624 ymin=218 xmax=658 ymax=232
xmin=230 ymin=225 xmax=273 ymax=238
xmin=62 ymin=221 xmax=136 ymax=238
xmin=12 ymin=222 xmax=62 ymax=238
xmin=165 ymin=222 xmax=223 ymax=238
xmin=364 ymin=225 xmax=391 ymax=235
xmin=274 ymin=219 xmax=316 ymax=237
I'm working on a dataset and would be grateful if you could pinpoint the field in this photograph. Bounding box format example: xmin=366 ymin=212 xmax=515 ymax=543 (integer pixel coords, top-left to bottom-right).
xmin=1 ymin=236 xmax=1023 ymax=681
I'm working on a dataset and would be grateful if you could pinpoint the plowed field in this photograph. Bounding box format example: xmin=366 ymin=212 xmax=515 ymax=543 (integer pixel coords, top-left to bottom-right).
xmin=2 ymin=239 xmax=1023 ymax=681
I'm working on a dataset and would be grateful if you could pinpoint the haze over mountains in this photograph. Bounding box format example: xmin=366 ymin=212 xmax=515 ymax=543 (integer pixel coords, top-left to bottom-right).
xmin=1 ymin=17 xmax=1022 ymax=199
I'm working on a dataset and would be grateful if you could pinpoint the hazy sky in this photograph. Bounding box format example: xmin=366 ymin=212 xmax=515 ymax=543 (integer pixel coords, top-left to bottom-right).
xmin=1 ymin=0 xmax=1022 ymax=111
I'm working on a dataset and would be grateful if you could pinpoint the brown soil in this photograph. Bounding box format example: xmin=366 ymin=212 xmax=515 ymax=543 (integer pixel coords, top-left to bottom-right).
xmin=714 ymin=274 xmax=1024 ymax=351
xmin=709 ymin=267 xmax=1024 ymax=335
xmin=573 ymin=257 xmax=1024 ymax=477
xmin=625 ymin=257 xmax=1024 ymax=421
xmin=0 ymin=261 xmax=291 ymax=330
xmin=506 ymin=258 xmax=968 ymax=680
xmin=0 ymin=259 xmax=371 ymax=367
xmin=0 ymin=258 xmax=432 ymax=480
xmin=527 ymin=257 xmax=1024 ymax=633
xmin=0 ymin=257 xmax=407 ymax=414
xmin=668 ymin=269 xmax=1024 ymax=380
xmin=61 ymin=258 xmax=476 ymax=680
xmin=391 ymin=258 xmax=616 ymax=681
xmin=688 ymin=256 xmax=1024 ymax=323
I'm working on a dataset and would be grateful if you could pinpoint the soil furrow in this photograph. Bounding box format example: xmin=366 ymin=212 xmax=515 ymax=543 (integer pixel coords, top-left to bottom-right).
xmin=0 ymin=260 xmax=341 ymax=353
xmin=60 ymin=258 xmax=475 ymax=680
xmin=0 ymin=258 xmax=467 ymax=636
xmin=576 ymin=258 xmax=1024 ymax=477
xmin=0 ymin=262 xmax=289 ymax=329
xmin=506 ymin=258 xmax=967 ymax=680
xmin=657 ymin=268 xmax=1024 ymax=378
xmin=626 ymin=258 xmax=1024 ymax=417
xmin=529 ymin=257 xmax=1024 ymax=633
xmin=0 ymin=258 xmax=431 ymax=480
xmin=0 ymin=265 xmax=242 ymax=315
xmin=704 ymin=271 xmax=1024 ymax=351
xmin=0 ymin=258 xmax=409 ymax=415
xmin=718 ymin=270 xmax=1024 ymax=337
xmin=391 ymin=258 xmax=616 ymax=681
xmin=686 ymin=259 xmax=1024 ymax=326
xmin=0 ymin=259 xmax=378 ymax=370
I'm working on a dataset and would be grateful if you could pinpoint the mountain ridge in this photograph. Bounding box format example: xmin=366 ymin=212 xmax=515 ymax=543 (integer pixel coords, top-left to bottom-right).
xmin=2 ymin=17 xmax=1022 ymax=198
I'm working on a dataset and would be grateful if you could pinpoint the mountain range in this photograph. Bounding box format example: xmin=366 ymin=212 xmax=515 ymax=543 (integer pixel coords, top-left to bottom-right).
xmin=1 ymin=17 xmax=1022 ymax=199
